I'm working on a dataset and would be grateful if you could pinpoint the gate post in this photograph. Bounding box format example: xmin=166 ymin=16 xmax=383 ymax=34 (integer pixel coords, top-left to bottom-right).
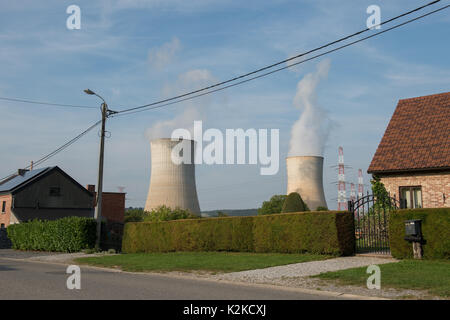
xmin=347 ymin=200 xmax=354 ymax=212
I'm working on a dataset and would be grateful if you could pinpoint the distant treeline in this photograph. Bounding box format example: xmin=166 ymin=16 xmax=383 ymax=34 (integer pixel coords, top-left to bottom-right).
xmin=125 ymin=207 xmax=258 ymax=220
xmin=200 ymin=209 xmax=258 ymax=217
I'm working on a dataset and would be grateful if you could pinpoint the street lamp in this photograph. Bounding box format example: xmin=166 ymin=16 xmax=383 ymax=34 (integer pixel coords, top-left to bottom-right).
xmin=84 ymin=89 xmax=117 ymax=249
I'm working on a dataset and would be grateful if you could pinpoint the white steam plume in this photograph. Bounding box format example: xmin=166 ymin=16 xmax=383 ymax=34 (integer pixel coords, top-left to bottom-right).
xmin=288 ymin=59 xmax=331 ymax=157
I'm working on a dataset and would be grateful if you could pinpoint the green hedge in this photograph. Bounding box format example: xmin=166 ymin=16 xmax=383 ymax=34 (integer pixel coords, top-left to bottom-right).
xmin=7 ymin=217 xmax=96 ymax=252
xmin=122 ymin=211 xmax=354 ymax=256
xmin=390 ymin=208 xmax=450 ymax=259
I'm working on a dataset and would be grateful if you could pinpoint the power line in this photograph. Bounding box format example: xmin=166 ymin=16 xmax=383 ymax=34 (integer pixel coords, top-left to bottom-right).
xmin=114 ymin=0 xmax=443 ymax=115
xmin=0 ymin=120 xmax=102 ymax=183
xmin=0 ymin=96 xmax=97 ymax=109
xmin=112 ymin=3 xmax=449 ymax=118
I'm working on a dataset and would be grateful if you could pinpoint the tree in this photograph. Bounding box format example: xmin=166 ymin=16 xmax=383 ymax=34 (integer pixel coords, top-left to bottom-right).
xmin=217 ymin=211 xmax=229 ymax=217
xmin=143 ymin=205 xmax=198 ymax=222
xmin=257 ymin=195 xmax=287 ymax=215
xmin=370 ymin=175 xmax=394 ymax=210
xmin=124 ymin=208 xmax=145 ymax=223
xmin=281 ymin=192 xmax=309 ymax=213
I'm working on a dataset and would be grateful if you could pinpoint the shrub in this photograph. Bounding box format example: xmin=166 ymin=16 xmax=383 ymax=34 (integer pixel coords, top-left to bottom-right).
xmin=316 ymin=206 xmax=329 ymax=211
xmin=143 ymin=205 xmax=199 ymax=222
xmin=281 ymin=192 xmax=309 ymax=213
xmin=7 ymin=217 xmax=96 ymax=252
xmin=389 ymin=208 xmax=450 ymax=259
xmin=122 ymin=211 xmax=354 ymax=256
xmin=253 ymin=211 xmax=353 ymax=255
xmin=123 ymin=216 xmax=254 ymax=253
xmin=124 ymin=208 xmax=145 ymax=223
xmin=258 ymin=195 xmax=287 ymax=215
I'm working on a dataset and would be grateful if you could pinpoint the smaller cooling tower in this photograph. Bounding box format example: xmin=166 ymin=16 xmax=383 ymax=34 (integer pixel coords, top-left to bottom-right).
xmin=286 ymin=156 xmax=327 ymax=211
xmin=145 ymin=138 xmax=200 ymax=215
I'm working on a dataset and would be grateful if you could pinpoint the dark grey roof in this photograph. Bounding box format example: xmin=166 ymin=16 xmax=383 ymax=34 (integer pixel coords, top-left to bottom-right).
xmin=0 ymin=167 xmax=53 ymax=193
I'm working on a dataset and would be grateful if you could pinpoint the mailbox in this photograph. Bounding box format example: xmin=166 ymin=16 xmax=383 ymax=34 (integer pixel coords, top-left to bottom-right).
xmin=404 ymin=219 xmax=422 ymax=242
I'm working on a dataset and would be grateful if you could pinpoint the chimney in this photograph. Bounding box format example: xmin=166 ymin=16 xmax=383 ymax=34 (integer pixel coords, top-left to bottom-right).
xmin=30 ymin=161 xmax=34 ymax=171
xmin=86 ymin=184 xmax=96 ymax=193
xmin=18 ymin=169 xmax=29 ymax=176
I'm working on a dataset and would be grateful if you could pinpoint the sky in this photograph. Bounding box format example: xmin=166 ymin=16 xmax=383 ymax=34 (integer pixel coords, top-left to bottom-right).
xmin=0 ymin=0 xmax=449 ymax=210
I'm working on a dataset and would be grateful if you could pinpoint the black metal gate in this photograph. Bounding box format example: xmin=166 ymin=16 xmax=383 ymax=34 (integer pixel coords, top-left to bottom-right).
xmin=349 ymin=192 xmax=399 ymax=254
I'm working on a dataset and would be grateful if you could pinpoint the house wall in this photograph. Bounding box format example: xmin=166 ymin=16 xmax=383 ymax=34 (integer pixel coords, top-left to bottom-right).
xmin=89 ymin=190 xmax=125 ymax=223
xmin=14 ymin=170 xmax=93 ymax=209
xmin=380 ymin=171 xmax=450 ymax=208
xmin=101 ymin=193 xmax=125 ymax=223
xmin=0 ymin=194 xmax=12 ymax=227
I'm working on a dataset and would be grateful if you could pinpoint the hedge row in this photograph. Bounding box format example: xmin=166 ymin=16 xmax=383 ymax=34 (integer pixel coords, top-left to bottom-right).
xmin=7 ymin=217 xmax=96 ymax=252
xmin=390 ymin=208 xmax=450 ymax=259
xmin=122 ymin=211 xmax=354 ymax=256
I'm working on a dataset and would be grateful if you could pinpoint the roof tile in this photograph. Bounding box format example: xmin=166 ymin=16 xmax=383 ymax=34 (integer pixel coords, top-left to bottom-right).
xmin=368 ymin=92 xmax=450 ymax=173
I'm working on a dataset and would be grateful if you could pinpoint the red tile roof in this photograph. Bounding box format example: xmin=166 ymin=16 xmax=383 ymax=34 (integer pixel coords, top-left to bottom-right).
xmin=368 ymin=92 xmax=450 ymax=173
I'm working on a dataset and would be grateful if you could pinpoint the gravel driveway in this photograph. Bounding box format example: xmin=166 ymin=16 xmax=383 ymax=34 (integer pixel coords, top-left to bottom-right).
xmin=209 ymin=256 xmax=438 ymax=299
xmin=216 ymin=256 xmax=397 ymax=282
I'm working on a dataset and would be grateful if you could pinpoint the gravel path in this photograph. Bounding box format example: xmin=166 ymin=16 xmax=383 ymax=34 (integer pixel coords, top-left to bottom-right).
xmin=0 ymin=249 xmax=109 ymax=263
xmin=0 ymin=249 xmax=62 ymax=260
xmin=208 ymin=256 xmax=441 ymax=299
xmin=27 ymin=252 xmax=107 ymax=263
xmin=216 ymin=256 xmax=397 ymax=282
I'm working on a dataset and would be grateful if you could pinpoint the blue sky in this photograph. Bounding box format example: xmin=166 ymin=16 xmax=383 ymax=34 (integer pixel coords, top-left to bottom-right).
xmin=0 ymin=0 xmax=449 ymax=210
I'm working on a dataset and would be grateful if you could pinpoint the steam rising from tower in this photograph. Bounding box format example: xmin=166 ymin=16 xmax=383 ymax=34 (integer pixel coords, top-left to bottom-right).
xmin=286 ymin=60 xmax=331 ymax=210
xmin=144 ymin=138 xmax=200 ymax=215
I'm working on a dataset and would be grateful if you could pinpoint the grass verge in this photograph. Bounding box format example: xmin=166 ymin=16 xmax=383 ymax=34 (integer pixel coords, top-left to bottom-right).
xmin=75 ymin=251 xmax=333 ymax=273
xmin=313 ymin=259 xmax=450 ymax=297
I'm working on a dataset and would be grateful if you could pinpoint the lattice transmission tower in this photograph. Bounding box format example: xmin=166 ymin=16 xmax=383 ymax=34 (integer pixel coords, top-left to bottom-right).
xmin=337 ymin=146 xmax=347 ymax=210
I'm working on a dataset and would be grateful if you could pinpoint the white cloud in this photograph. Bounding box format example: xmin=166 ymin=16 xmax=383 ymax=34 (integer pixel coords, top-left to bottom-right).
xmin=146 ymin=69 xmax=217 ymax=140
xmin=147 ymin=37 xmax=181 ymax=70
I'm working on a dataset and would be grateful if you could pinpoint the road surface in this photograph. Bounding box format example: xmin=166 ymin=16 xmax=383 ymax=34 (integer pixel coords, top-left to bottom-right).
xmin=0 ymin=258 xmax=351 ymax=300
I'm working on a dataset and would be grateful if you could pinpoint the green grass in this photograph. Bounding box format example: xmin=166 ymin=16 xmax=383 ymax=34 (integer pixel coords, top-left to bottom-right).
xmin=314 ymin=260 xmax=450 ymax=297
xmin=75 ymin=251 xmax=333 ymax=273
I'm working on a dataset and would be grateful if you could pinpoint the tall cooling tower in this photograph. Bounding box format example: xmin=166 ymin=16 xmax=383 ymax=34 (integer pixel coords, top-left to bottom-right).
xmin=286 ymin=156 xmax=327 ymax=211
xmin=145 ymin=138 xmax=200 ymax=215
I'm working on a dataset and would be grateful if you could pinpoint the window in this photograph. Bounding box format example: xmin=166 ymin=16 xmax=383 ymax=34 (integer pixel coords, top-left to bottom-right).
xmin=0 ymin=223 xmax=4 ymax=229
xmin=49 ymin=187 xmax=61 ymax=197
xmin=400 ymin=186 xmax=422 ymax=209
xmin=1 ymin=201 xmax=5 ymax=213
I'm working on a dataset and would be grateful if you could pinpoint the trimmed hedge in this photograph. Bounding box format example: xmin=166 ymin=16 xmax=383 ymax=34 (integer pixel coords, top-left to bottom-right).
xmin=122 ymin=211 xmax=354 ymax=256
xmin=390 ymin=208 xmax=450 ymax=260
xmin=7 ymin=217 xmax=96 ymax=252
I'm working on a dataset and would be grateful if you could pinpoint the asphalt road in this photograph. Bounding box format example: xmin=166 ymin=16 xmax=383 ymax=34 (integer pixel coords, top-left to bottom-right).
xmin=0 ymin=258 xmax=350 ymax=300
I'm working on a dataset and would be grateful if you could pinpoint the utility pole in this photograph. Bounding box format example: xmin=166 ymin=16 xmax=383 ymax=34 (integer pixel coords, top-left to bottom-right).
xmin=84 ymin=89 xmax=117 ymax=249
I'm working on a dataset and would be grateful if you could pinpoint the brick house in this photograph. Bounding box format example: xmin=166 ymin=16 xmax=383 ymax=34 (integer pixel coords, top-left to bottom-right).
xmin=0 ymin=166 xmax=125 ymax=228
xmin=86 ymin=185 xmax=125 ymax=223
xmin=368 ymin=92 xmax=450 ymax=209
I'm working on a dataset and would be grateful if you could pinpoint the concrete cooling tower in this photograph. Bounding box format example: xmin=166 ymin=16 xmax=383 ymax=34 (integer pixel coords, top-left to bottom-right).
xmin=286 ymin=156 xmax=327 ymax=211
xmin=144 ymin=138 xmax=200 ymax=215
